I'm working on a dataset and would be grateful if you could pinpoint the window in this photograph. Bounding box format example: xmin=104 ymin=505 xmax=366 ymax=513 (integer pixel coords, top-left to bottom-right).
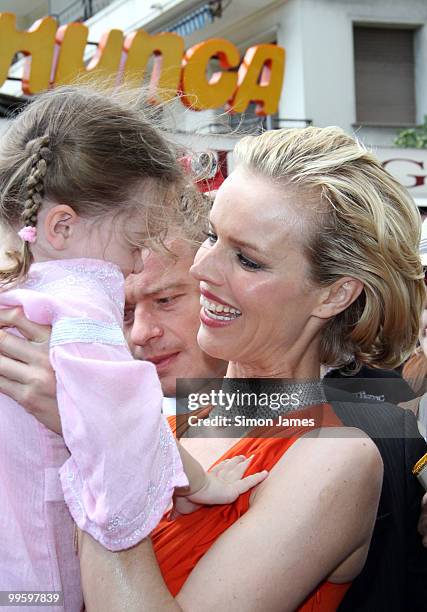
xmin=354 ymin=26 xmax=416 ymax=125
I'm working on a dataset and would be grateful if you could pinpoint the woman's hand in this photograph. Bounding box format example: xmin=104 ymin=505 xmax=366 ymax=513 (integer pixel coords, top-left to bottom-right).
xmin=174 ymin=455 xmax=268 ymax=516
xmin=0 ymin=307 xmax=61 ymax=434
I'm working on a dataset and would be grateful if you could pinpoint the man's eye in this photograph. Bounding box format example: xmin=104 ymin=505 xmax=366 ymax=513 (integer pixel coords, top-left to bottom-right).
xmin=123 ymin=308 xmax=135 ymax=324
xmin=203 ymin=230 xmax=217 ymax=245
xmin=156 ymin=295 xmax=181 ymax=306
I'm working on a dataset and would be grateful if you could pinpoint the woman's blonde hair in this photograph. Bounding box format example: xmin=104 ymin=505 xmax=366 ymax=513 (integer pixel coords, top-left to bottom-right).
xmin=0 ymin=84 xmax=186 ymax=287
xmin=234 ymin=126 xmax=425 ymax=370
xmin=403 ymin=347 xmax=427 ymax=395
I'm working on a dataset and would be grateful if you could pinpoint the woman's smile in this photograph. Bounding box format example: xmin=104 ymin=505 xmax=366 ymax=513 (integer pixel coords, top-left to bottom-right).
xmin=199 ymin=292 xmax=242 ymax=325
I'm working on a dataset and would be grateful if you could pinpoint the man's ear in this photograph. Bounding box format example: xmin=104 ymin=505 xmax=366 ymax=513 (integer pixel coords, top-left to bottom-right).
xmin=313 ymin=277 xmax=364 ymax=320
xmin=44 ymin=205 xmax=79 ymax=251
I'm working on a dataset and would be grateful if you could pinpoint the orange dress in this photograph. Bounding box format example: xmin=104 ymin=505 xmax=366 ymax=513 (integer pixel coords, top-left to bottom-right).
xmin=152 ymin=403 xmax=351 ymax=611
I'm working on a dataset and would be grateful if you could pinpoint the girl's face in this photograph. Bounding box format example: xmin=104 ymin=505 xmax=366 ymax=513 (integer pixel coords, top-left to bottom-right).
xmin=74 ymin=213 xmax=144 ymax=278
xmin=189 ymin=167 xmax=326 ymax=371
xmin=33 ymin=202 xmax=146 ymax=277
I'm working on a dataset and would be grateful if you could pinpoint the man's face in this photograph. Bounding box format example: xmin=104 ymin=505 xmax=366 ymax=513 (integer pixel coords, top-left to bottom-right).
xmin=124 ymin=240 xmax=227 ymax=396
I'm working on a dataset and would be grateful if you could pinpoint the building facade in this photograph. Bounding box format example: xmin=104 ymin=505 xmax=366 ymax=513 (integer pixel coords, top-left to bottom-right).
xmin=0 ymin=0 xmax=426 ymax=203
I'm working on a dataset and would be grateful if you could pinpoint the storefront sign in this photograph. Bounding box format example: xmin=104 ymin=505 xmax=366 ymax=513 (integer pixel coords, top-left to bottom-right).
xmin=0 ymin=12 xmax=285 ymax=115
xmin=376 ymin=148 xmax=427 ymax=206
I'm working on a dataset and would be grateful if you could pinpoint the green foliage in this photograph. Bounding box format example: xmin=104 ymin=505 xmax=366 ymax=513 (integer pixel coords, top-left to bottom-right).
xmin=394 ymin=115 xmax=427 ymax=149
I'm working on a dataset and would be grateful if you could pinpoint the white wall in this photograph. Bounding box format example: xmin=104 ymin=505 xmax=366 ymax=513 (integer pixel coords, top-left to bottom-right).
xmin=1 ymin=0 xmax=426 ymax=147
xmin=298 ymin=0 xmax=355 ymax=131
xmin=288 ymin=0 xmax=427 ymax=145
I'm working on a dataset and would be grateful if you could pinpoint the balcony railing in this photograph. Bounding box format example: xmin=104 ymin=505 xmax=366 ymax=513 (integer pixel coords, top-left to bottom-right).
xmin=153 ymin=1 xmax=228 ymax=37
xmin=48 ymin=0 xmax=115 ymax=25
xmin=227 ymin=107 xmax=313 ymax=134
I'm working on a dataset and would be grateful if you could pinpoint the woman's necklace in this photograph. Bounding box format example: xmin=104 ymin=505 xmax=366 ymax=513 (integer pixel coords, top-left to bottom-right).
xmin=208 ymin=378 xmax=327 ymax=421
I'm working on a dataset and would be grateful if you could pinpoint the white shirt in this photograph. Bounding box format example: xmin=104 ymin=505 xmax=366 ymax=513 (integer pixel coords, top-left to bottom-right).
xmin=162 ymin=396 xmax=177 ymax=417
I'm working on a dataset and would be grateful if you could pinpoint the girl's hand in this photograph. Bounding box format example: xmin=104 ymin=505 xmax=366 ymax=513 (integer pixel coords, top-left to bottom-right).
xmin=172 ymin=455 xmax=268 ymax=516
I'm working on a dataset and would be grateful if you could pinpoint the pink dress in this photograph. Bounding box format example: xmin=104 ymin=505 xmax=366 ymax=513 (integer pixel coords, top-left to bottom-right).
xmin=0 ymin=259 xmax=188 ymax=612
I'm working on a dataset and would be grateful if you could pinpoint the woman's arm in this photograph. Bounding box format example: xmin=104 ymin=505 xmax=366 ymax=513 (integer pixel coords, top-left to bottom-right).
xmin=79 ymin=429 xmax=383 ymax=612
xmin=78 ymin=531 xmax=181 ymax=612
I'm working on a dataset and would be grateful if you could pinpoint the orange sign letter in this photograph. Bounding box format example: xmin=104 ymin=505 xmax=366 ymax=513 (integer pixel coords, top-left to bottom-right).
xmin=53 ymin=23 xmax=123 ymax=86
xmin=181 ymin=39 xmax=239 ymax=111
xmin=123 ymin=30 xmax=184 ymax=101
xmin=0 ymin=13 xmax=57 ymax=94
xmin=229 ymin=44 xmax=285 ymax=115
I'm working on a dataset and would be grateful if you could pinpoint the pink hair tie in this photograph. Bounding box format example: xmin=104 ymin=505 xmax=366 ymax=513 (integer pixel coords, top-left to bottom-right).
xmin=18 ymin=226 xmax=37 ymax=243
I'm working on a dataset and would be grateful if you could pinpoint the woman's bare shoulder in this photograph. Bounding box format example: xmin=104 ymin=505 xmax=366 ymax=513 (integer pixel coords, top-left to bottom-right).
xmin=250 ymin=426 xmax=383 ymax=508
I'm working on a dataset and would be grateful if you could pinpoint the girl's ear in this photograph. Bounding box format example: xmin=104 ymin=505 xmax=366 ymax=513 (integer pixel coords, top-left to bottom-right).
xmin=44 ymin=205 xmax=79 ymax=251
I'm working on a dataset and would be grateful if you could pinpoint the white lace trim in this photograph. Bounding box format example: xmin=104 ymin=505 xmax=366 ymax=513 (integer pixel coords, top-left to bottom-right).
xmin=50 ymin=318 xmax=126 ymax=347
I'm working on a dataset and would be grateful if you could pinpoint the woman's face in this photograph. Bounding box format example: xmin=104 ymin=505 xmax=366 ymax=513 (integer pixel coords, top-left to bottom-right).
xmin=190 ymin=167 xmax=326 ymax=371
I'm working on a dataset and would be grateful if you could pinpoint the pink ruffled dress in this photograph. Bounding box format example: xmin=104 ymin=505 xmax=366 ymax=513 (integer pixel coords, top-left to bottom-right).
xmin=0 ymin=259 xmax=188 ymax=612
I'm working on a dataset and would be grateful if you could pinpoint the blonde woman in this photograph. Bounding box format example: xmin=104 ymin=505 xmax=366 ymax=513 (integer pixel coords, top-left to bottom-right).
xmin=2 ymin=127 xmax=427 ymax=610
xmin=71 ymin=126 xmax=425 ymax=611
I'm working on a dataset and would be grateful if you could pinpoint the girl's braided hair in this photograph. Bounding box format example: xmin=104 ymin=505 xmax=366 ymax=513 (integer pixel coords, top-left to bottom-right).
xmin=0 ymin=84 xmax=186 ymax=287
xmin=22 ymin=136 xmax=52 ymax=227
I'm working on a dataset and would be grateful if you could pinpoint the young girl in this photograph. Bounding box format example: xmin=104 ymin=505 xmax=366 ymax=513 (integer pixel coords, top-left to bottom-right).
xmin=0 ymin=86 xmax=266 ymax=611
